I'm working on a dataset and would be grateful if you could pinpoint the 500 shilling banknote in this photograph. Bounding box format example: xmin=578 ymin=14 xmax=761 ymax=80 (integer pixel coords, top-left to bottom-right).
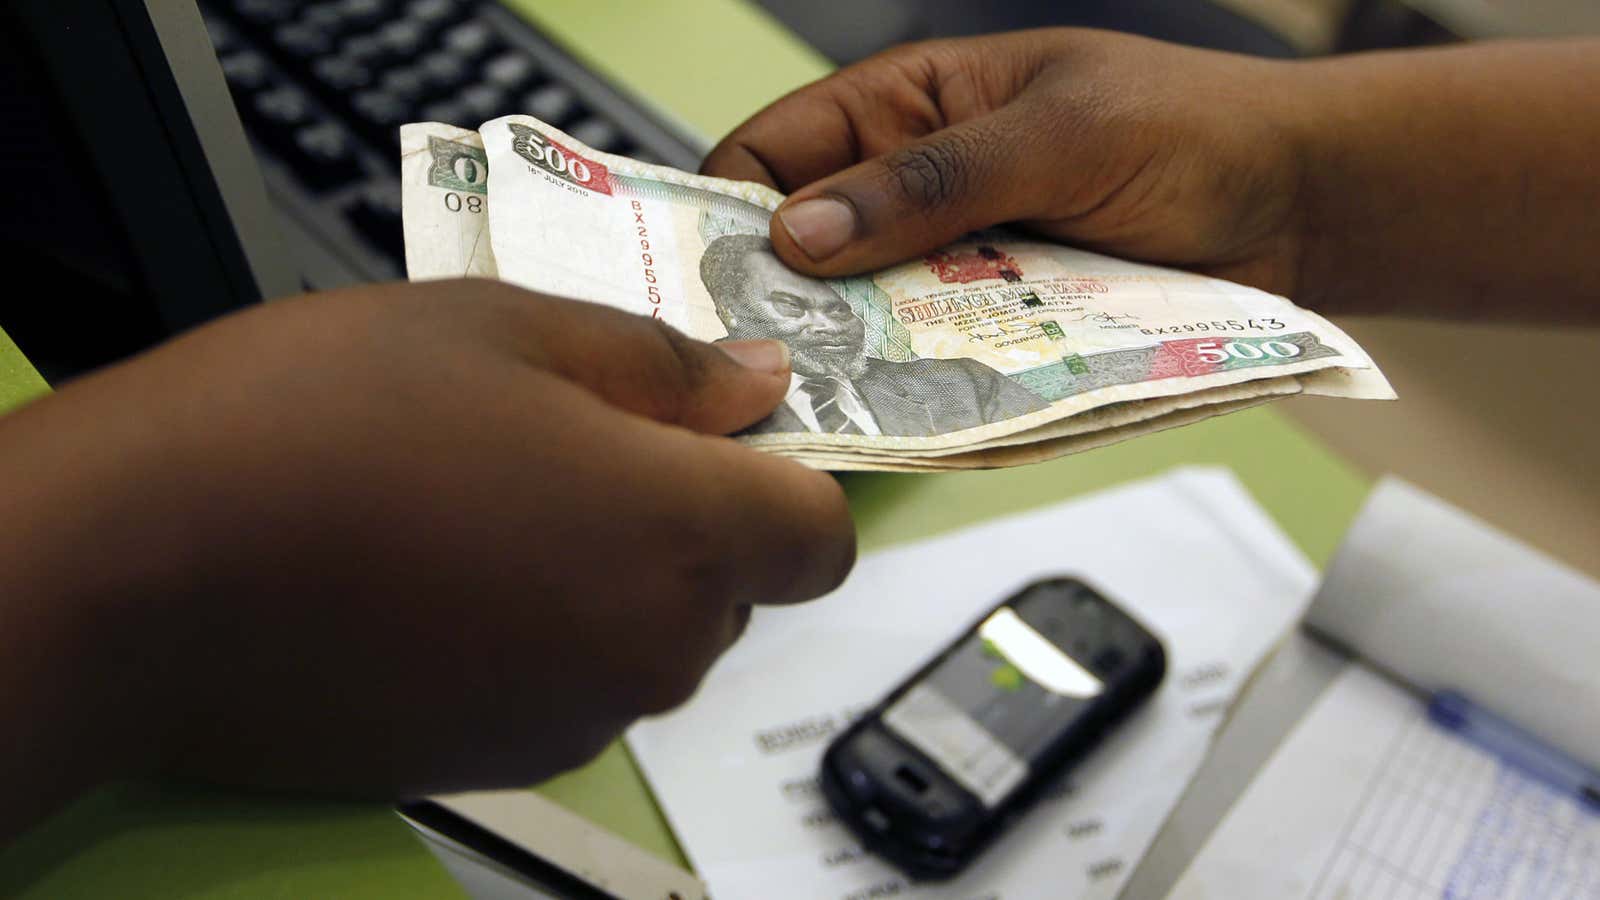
xmin=401 ymin=119 xmax=1393 ymax=471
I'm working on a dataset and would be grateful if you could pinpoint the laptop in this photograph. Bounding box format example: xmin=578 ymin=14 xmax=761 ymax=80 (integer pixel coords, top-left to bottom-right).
xmin=0 ymin=0 xmax=702 ymax=385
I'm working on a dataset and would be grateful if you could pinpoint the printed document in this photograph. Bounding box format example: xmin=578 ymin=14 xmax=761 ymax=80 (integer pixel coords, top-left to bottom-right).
xmin=627 ymin=467 xmax=1317 ymax=900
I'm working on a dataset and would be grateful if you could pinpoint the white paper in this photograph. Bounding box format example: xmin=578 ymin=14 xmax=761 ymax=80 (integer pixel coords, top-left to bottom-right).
xmin=1170 ymin=666 xmax=1600 ymax=899
xmin=627 ymin=467 xmax=1317 ymax=900
xmin=1307 ymin=477 xmax=1600 ymax=772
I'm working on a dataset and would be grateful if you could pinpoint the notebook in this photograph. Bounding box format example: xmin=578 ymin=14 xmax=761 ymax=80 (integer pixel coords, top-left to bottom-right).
xmin=1170 ymin=478 xmax=1600 ymax=899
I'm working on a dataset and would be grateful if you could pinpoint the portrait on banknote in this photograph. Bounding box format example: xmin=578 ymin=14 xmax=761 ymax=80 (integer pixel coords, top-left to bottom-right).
xmin=699 ymin=235 xmax=1049 ymax=437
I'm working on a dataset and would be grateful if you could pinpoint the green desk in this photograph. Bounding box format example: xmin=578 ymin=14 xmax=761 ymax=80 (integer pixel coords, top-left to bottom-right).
xmin=0 ymin=4 xmax=1370 ymax=896
xmin=0 ymin=329 xmax=47 ymax=413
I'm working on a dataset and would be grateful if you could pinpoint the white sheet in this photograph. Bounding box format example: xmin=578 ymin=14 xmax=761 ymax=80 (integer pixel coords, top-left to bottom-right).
xmin=627 ymin=467 xmax=1317 ymax=900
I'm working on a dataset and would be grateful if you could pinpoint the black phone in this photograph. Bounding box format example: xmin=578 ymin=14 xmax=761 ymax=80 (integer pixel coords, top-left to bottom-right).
xmin=819 ymin=577 xmax=1166 ymax=880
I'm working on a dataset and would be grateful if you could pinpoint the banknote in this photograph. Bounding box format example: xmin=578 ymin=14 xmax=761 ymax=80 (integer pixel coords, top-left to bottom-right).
xmin=394 ymin=127 xmax=1298 ymax=459
xmin=788 ymin=395 xmax=1284 ymax=471
xmin=400 ymin=117 xmax=1393 ymax=470
xmin=401 ymin=123 xmax=497 ymax=280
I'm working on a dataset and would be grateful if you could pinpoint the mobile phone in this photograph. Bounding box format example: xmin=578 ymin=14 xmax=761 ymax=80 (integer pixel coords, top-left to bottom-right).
xmin=819 ymin=577 xmax=1166 ymax=880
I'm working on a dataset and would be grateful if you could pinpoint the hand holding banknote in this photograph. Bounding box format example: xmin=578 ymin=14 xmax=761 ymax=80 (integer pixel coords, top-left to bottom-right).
xmin=702 ymin=29 xmax=1306 ymax=298
xmin=402 ymin=106 xmax=1393 ymax=469
xmin=0 ymin=278 xmax=852 ymax=838
xmin=7 ymin=28 xmax=1599 ymax=846
xmin=706 ymin=29 xmax=1600 ymax=324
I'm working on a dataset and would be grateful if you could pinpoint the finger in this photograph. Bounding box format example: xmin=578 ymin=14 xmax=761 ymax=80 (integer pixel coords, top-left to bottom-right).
xmin=765 ymin=107 xmax=1051 ymax=277
xmin=701 ymin=86 xmax=879 ymax=190
xmin=530 ymin=381 xmax=856 ymax=610
xmin=694 ymin=90 xmax=857 ymax=188
xmin=702 ymin=33 xmax=1057 ymax=194
xmin=542 ymin=410 xmax=853 ymax=717
xmin=490 ymin=290 xmax=795 ymax=435
xmin=662 ymin=429 xmax=857 ymax=608
xmin=701 ymin=45 xmax=958 ymax=191
xmin=505 ymin=293 xmax=856 ymax=604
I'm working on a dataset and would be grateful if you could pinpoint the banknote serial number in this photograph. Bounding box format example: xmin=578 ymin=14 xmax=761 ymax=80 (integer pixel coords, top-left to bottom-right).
xmin=632 ymin=200 xmax=662 ymax=318
xmin=441 ymin=192 xmax=483 ymax=214
xmin=1142 ymin=318 xmax=1286 ymax=335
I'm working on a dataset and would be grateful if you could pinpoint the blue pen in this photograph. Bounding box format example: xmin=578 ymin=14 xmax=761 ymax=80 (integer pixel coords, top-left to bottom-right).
xmin=1428 ymin=690 xmax=1600 ymax=813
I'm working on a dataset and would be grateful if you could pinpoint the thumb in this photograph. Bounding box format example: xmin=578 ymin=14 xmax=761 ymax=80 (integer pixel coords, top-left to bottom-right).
xmin=768 ymin=111 xmax=1044 ymax=277
xmin=522 ymin=295 xmax=793 ymax=435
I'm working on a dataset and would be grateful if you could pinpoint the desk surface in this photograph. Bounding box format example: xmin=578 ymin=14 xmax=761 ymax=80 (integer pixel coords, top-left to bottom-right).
xmin=0 ymin=328 xmax=47 ymax=411
xmin=0 ymin=4 xmax=1370 ymax=897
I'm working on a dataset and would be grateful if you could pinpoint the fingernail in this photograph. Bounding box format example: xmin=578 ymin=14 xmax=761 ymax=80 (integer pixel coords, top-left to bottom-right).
xmin=778 ymin=197 xmax=855 ymax=261
xmin=720 ymin=339 xmax=790 ymax=374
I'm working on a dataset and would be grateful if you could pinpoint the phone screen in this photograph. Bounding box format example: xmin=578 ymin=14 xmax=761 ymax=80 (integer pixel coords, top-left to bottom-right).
xmin=880 ymin=586 xmax=1108 ymax=807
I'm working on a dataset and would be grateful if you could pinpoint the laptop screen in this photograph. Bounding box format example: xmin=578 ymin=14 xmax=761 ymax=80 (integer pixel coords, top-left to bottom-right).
xmin=0 ymin=0 xmax=296 ymax=381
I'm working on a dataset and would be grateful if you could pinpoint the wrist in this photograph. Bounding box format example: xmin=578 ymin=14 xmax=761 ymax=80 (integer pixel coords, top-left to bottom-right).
xmin=1268 ymin=59 xmax=1361 ymax=315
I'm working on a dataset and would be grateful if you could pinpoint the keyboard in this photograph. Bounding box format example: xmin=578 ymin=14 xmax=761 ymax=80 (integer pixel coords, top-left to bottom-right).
xmin=200 ymin=0 xmax=703 ymax=289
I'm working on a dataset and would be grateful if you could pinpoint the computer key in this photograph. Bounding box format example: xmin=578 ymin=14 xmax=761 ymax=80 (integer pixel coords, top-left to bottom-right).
xmin=378 ymin=20 xmax=427 ymax=58
xmin=342 ymin=33 xmax=387 ymax=64
xmin=483 ymin=52 xmax=538 ymax=92
xmin=459 ymin=84 xmax=506 ymax=122
xmin=254 ymin=86 xmax=314 ymax=130
xmin=274 ymin=22 xmax=336 ymax=61
xmin=442 ymin=21 xmax=497 ymax=60
xmin=236 ymin=0 xmax=297 ymax=30
xmin=420 ymin=52 xmax=471 ymax=93
xmin=203 ymin=16 xmax=241 ymax=55
xmin=312 ymin=56 xmax=375 ymax=93
xmin=567 ymin=118 xmax=622 ymax=153
xmin=407 ymin=0 xmax=459 ymax=30
xmin=380 ymin=68 xmax=429 ymax=104
xmin=420 ymin=100 xmax=470 ymax=127
xmin=523 ymin=84 xmax=579 ymax=126
xmin=301 ymin=5 xmax=348 ymax=36
xmin=288 ymin=122 xmax=363 ymax=191
xmin=351 ymin=90 xmax=409 ymax=133
xmin=219 ymin=51 xmax=274 ymax=95
xmin=339 ymin=0 xmax=393 ymax=30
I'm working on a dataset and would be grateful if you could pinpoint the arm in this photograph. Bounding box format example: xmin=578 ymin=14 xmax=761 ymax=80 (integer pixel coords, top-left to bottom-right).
xmin=0 ymin=280 xmax=853 ymax=843
xmin=0 ymin=427 xmax=154 ymax=840
xmin=1288 ymin=39 xmax=1600 ymax=320
xmin=702 ymin=31 xmax=1600 ymax=324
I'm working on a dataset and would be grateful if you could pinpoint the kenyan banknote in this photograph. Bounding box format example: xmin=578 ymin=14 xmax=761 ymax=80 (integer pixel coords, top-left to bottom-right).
xmin=400 ymin=123 xmax=497 ymax=280
xmin=401 ymin=118 xmax=1393 ymax=469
